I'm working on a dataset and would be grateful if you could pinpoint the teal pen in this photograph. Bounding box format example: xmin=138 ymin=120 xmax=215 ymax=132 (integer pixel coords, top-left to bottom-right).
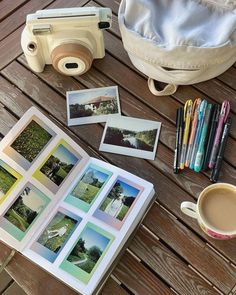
xmin=194 ymin=104 xmax=212 ymax=172
xmin=189 ymin=100 xmax=208 ymax=169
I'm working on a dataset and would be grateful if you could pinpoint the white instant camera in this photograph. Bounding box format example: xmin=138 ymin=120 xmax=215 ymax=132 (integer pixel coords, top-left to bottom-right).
xmin=21 ymin=7 xmax=112 ymax=76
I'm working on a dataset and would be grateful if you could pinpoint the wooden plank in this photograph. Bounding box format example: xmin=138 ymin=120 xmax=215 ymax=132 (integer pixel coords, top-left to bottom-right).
xmin=0 ymin=270 xmax=12 ymax=293
xmin=0 ymin=0 xmax=90 ymax=70
xmin=0 ymin=0 xmax=54 ymax=42
xmin=143 ymin=203 xmax=236 ymax=294
xmin=2 ymin=61 xmax=236 ymax=264
xmin=218 ymin=67 xmax=236 ymax=91
xmin=100 ymin=277 xmax=128 ymax=295
xmin=95 ymin=0 xmax=120 ymax=15
xmin=2 ymin=282 xmax=26 ymax=295
xmin=130 ymin=227 xmax=217 ymax=295
xmin=194 ymin=79 xmax=236 ymax=115
xmin=0 ymin=0 xmax=29 ymax=22
xmin=113 ymin=251 xmax=175 ymax=295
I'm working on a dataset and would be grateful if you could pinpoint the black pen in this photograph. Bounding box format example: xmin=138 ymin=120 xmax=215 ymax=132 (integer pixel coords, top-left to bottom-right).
xmin=210 ymin=117 xmax=232 ymax=182
xmin=173 ymin=108 xmax=183 ymax=174
xmin=202 ymin=104 xmax=220 ymax=171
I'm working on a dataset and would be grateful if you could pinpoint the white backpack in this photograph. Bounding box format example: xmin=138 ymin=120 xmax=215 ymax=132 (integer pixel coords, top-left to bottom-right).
xmin=118 ymin=0 xmax=236 ymax=96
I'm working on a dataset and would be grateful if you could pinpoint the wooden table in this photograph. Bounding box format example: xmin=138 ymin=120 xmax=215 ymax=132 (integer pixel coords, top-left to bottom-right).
xmin=0 ymin=1 xmax=236 ymax=294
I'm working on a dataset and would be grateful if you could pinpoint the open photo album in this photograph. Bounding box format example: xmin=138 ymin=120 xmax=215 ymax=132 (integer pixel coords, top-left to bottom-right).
xmin=0 ymin=107 xmax=155 ymax=295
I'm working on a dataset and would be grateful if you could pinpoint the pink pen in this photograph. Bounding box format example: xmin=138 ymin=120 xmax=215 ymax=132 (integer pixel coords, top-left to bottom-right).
xmin=208 ymin=100 xmax=230 ymax=169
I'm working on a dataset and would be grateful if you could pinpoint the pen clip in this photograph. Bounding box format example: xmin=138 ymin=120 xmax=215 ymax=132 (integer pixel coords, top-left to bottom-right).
xmin=198 ymin=100 xmax=207 ymax=121
xmin=220 ymin=100 xmax=230 ymax=123
xmin=183 ymin=100 xmax=193 ymax=122
xmin=191 ymin=98 xmax=201 ymax=120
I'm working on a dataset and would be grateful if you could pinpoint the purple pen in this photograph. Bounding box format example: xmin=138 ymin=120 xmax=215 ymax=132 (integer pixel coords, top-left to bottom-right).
xmin=208 ymin=100 xmax=230 ymax=169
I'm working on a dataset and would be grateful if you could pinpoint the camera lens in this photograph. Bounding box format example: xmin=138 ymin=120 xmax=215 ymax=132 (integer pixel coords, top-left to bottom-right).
xmin=98 ymin=22 xmax=110 ymax=29
xmin=65 ymin=63 xmax=79 ymax=69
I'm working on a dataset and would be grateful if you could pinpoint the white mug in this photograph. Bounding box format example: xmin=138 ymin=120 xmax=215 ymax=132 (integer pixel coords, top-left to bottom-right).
xmin=181 ymin=183 xmax=236 ymax=240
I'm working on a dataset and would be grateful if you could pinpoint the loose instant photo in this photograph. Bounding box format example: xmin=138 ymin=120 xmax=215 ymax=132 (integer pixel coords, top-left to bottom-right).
xmin=0 ymin=183 xmax=50 ymax=241
xmin=65 ymin=164 xmax=112 ymax=212
xmin=34 ymin=140 xmax=81 ymax=193
xmin=60 ymin=223 xmax=114 ymax=284
xmin=67 ymin=86 xmax=121 ymax=125
xmin=31 ymin=208 xmax=82 ymax=263
xmin=0 ymin=160 xmax=22 ymax=204
xmin=4 ymin=117 xmax=56 ymax=170
xmin=93 ymin=178 xmax=143 ymax=230
xmin=99 ymin=116 xmax=161 ymax=160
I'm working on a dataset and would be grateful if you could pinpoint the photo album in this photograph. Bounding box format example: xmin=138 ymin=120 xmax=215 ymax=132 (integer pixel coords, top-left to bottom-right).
xmin=0 ymin=107 xmax=155 ymax=295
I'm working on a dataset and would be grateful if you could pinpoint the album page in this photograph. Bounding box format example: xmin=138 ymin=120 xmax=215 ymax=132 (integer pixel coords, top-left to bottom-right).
xmin=22 ymin=157 xmax=155 ymax=295
xmin=0 ymin=107 xmax=90 ymax=252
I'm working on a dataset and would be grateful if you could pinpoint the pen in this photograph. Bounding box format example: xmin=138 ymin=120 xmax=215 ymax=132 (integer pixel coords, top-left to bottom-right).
xmin=202 ymin=104 xmax=220 ymax=171
xmin=194 ymin=103 xmax=212 ymax=172
xmin=185 ymin=98 xmax=201 ymax=167
xmin=173 ymin=108 xmax=183 ymax=173
xmin=179 ymin=100 xmax=193 ymax=169
xmin=189 ymin=99 xmax=208 ymax=169
xmin=210 ymin=117 xmax=232 ymax=182
xmin=208 ymin=100 xmax=230 ymax=169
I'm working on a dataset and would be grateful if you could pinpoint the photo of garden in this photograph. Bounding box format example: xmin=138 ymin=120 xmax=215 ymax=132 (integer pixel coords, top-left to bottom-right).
xmin=100 ymin=180 xmax=140 ymax=221
xmin=71 ymin=167 xmax=109 ymax=204
xmin=0 ymin=165 xmax=17 ymax=198
xmin=11 ymin=120 xmax=52 ymax=163
xmin=68 ymin=87 xmax=119 ymax=119
xmin=67 ymin=226 xmax=110 ymax=274
xmin=40 ymin=144 xmax=78 ymax=186
xmin=103 ymin=127 xmax=158 ymax=152
xmin=37 ymin=212 xmax=78 ymax=253
xmin=4 ymin=186 xmax=48 ymax=232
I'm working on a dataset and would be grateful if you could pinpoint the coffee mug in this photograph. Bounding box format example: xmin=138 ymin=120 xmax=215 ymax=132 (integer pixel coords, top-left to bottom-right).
xmin=181 ymin=183 xmax=236 ymax=240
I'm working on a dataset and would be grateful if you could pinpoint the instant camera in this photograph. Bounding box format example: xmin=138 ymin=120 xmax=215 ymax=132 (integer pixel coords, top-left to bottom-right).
xmin=21 ymin=7 xmax=112 ymax=76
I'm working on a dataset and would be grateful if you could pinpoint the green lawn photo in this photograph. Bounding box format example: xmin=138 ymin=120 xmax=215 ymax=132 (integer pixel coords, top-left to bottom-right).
xmin=100 ymin=180 xmax=140 ymax=221
xmin=38 ymin=212 xmax=77 ymax=253
xmin=67 ymin=226 xmax=110 ymax=274
xmin=11 ymin=120 xmax=52 ymax=163
xmin=71 ymin=167 xmax=109 ymax=204
xmin=0 ymin=166 xmax=17 ymax=196
xmin=40 ymin=144 xmax=79 ymax=186
xmin=4 ymin=187 xmax=47 ymax=233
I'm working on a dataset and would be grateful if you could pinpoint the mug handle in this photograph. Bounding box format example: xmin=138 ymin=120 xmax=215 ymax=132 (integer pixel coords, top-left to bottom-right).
xmin=180 ymin=202 xmax=198 ymax=219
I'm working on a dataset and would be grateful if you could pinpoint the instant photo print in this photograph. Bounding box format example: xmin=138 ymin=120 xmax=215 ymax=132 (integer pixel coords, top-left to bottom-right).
xmin=65 ymin=164 xmax=112 ymax=212
xmin=0 ymin=107 xmax=155 ymax=295
xmin=3 ymin=116 xmax=56 ymax=170
xmin=67 ymin=86 xmax=121 ymax=126
xmin=0 ymin=160 xmax=22 ymax=204
xmin=100 ymin=116 xmax=162 ymax=160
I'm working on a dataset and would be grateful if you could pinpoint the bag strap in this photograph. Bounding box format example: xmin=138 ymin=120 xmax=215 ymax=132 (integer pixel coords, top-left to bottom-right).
xmin=148 ymin=78 xmax=178 ymax=96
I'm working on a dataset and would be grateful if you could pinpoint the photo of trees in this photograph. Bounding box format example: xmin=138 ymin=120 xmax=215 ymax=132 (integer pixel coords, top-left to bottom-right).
xmin=4 ymin=187 xmax=47 ymax=232
xmin=67 ymin=226 xmax=110 ymax=274
xmin=100 ymin=180 xmax=140 ymax=221
xmin=40 ymin=144 xmax=78 ymax=186
xmin=37 ymin=212 xmax=77 ymax=253
xmin=71 ymin=167 xmax=109 ymax=204
xmin=104 ymin=127 xmax=157 ymax=152
xmin=11 ymin=120 xmax=52 ymax=163
xmin=0 ymin=166 xmax=17 ymax=198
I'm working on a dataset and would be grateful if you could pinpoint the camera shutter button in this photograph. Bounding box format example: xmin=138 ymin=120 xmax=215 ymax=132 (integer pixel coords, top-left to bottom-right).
xmin=51 ymin=44 xmax=93 ymax=76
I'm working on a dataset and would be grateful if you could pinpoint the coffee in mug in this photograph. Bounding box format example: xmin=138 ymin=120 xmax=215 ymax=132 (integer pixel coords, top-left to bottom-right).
xmin=181 ymin=183 xmax=236 ymax=240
